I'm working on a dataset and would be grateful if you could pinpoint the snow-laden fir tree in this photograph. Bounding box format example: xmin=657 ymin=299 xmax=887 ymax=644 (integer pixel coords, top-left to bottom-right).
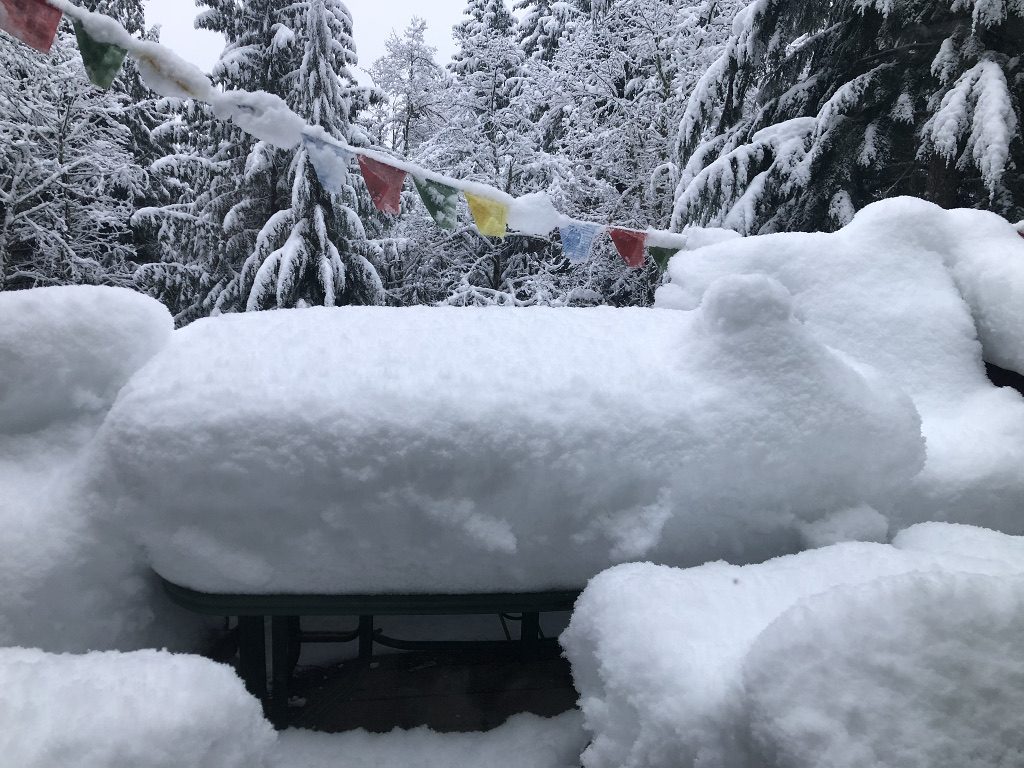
xmin=514 ymin=0 xmax=577 ymax=61
xmin=146 ymin=0 xmax=384 ymax=316
xmin=239 ymin=0 xmax=384 ymax=310
xmin=673 ymin=0 xmax=1024 ymax=234
xmin=0 ymin=23 xmax=140 ymax=291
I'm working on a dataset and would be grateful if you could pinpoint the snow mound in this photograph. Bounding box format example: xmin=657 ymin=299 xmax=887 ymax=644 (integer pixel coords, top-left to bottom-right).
xmin=0 ymin=287 xmax=197 ymax=652
xmin=560 ymin=523 xmax=1024 ymax=768
xmin=657 ymin=197 xmax=1024 ymax=531
xmin=86 ymin=290 xmax=922 ymax=594
xmin=0 ymin=648 xmax=275 ymax=768
xmin=746 ymin=572 xmax=1024 ymax=768
xmin=272 ymin=711 xmax=587 ymax=768
xmin=0 ymin=286 xmax=172 ymax=433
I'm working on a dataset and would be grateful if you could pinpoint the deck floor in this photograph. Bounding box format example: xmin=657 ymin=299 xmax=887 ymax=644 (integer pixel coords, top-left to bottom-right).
xmin=276 ymin=648 xmax=579 ymax=733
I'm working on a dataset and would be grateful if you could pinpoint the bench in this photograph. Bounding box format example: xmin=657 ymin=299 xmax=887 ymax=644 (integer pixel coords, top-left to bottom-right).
xmin=159 ymin=575 xmax=580 ymax=715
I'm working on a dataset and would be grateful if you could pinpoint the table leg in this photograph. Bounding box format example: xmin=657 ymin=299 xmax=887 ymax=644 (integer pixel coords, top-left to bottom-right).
xmin=237 ymin=616 xmax=267 ymax=702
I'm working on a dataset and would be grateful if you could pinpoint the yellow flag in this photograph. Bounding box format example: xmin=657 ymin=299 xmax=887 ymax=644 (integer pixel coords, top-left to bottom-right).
xmin=464 ymin=192 xmax=509 ymax=239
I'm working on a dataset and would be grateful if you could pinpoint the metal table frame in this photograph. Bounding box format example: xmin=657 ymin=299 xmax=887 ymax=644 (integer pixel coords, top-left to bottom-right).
xmin=159 ymin=576 xmax=580 ymax=714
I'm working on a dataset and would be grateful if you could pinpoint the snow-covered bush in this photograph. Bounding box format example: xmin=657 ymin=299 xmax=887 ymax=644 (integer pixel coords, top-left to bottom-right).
xmin=0 ymin=648 xmax=275 ymax=768
xmin=83 ymin=275 xmax=921 ymax=595
xmin=561 ymin=523 xmax=1024 ymax=768
xmin=658 ymin=196 xmax=1024 ymax=532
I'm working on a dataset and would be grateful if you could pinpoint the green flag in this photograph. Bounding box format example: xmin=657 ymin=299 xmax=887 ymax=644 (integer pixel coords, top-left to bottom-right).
xmin=413 ymin=177 xmax=459 ymax=231
xmin=74 ymin=20 xmax=127 ymax=90
xmin=649 ymin=246 xmax=677 ymax=272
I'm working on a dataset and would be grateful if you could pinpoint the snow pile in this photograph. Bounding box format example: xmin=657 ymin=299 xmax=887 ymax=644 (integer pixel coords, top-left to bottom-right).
xmin=86 ymin=278 xmax=922 ymax=594
xmin=0 ymin=286 xmax=171 ymax=433
xmin=745 ymin=571 xmax=1024 ymax=768
xmin=561 ymin=523 xmax=1024 ymax=768
xmin=658 ymin=196 xmax=1024 ymax=531
xmin=0 ymin=286 xmax=199 ymax=652
xmin=272 ymin=711 xmax=587 ymax=768
xmin=0 ymin=648 xmax=275 ymax=768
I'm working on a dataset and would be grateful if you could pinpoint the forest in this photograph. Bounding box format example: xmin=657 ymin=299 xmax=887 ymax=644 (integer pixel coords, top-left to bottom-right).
xmin=1 ymin=0 xmax=1022 ymax=324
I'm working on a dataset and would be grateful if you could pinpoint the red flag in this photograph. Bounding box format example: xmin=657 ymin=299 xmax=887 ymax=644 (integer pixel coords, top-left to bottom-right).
xmin=358 ymin=155 xmax=406 ymax=215
xmin=0 ymin=0 xmax=62 ymax=53
xmin=609 ymin=228 xmax=647 ymax=269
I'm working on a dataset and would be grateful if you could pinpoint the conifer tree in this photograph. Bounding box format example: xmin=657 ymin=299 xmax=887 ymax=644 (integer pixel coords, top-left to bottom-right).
xmin=673 ymin=0 xmax=1024 ymax=234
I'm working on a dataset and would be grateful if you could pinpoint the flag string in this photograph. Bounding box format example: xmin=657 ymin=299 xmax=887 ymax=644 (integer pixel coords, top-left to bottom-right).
xmin=5 ymin=0 xmax=699 ymax=269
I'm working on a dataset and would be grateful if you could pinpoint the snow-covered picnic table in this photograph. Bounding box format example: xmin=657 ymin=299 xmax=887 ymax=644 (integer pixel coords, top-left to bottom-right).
xmin=90 ymin=287 xmax=922 ymax=597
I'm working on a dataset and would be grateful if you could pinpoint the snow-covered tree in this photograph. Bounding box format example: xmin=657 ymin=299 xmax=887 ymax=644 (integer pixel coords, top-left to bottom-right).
xmin=0 ymin=24 xmax=140 ymax=291
xmin=366 ymin=18 xmax=446 ymax=154
xmin=239 ymin=0 xmax=384 ymax=310
xmin=673 ymin=0 xmax=1024 ymax=234
xmin=144 ymin=0 xmax=384 ymax=317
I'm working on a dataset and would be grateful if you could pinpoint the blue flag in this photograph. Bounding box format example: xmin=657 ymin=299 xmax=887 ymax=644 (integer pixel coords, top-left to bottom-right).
xmin=560 ymin=223 xmax=602 ymax=264
xmin=303 ymin=132 xmax=355 ymax=195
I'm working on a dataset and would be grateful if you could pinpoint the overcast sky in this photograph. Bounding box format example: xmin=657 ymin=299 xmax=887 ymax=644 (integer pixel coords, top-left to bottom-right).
xmin=143 ymin=0 xmax=468 ymax=84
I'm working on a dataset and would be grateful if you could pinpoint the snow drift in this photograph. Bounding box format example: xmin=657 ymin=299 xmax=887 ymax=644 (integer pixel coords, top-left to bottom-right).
xmin=659 ymin=196 xmax=1024 ymax=530
xmin=86 ymin=274 xmax=922 ymax=594
xmin=561 ymin=523 xmax=1024 ymax=768
xmin=0 ymin=286 xmax=198 ymax=652
xmin=0 ymin=285 xmax=171 ymax=433
xmin=0 ymin=648 xmax=275 ymax=768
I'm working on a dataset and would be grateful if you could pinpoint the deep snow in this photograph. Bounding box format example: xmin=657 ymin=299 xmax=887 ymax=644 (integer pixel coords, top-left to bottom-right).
xmin=84 ymin=275 xmax=921 ymax=594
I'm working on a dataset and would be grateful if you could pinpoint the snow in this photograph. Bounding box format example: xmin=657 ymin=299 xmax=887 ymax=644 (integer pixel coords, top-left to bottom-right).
xmin=0 ymin=286 xmax=202 ymax=652
xmin=271 ymin=712 xmax=587 ymax=768
xmin=0 ymin=285 xmax=172 ymax=433
xmin=657 ymin=196 xmax=1024 ymax=533
xmin=0 ymin=647 xmax=275 ymax=768
xmin=561 ymin=523 xmax=1024 ymax=768
xmin=85 ymin=280 xmax=922 ymax=594
xmin=745 ymin=571 xmax=1024 ymax=768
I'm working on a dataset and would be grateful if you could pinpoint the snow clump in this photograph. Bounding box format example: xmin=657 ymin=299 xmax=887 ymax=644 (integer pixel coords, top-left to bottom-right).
xmin=0 ymin=648 xmax=275 ymax=768
xmin=561 ymin=523 xmax=1024 ymax=768
xmin=658 ymin=196 xmax=1024 ymax=532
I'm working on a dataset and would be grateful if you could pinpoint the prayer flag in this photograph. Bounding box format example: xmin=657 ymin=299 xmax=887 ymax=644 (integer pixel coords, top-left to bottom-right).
xmin=648 ymin=246 xmax=676 ymax=272
xmin=413 ymin=177 xmax=459 ymax=230
xmin=0 ymin=0 xmax=61 ymax=53
xmin=560 ymin=222 xmax=602 ymax=264
xmin=358 ymin=155 xmax=406 ymax=215
xmin=303 ymin=132 xmax=354 ymax=195
xmin=464 ymin=192 xmax=508 ymax=238
xmin=74 ymin=20 xmax=127 ymax=89
xmin=609 ymin=228 xmax=647 ymax=269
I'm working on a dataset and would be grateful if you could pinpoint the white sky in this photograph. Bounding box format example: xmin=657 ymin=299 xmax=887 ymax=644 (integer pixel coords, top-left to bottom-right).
xmin=143 ymin=0 xmax=468 ymax=84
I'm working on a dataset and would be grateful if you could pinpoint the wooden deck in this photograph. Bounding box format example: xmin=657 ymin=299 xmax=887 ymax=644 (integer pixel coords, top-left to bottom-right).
xmin=275 ymin=646 xmax=579 ymax=732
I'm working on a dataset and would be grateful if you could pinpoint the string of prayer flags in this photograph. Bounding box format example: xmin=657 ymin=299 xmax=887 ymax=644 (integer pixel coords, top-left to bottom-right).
xmin=0 ymin=0 xmax=62 ymax=53
xmin=465 ymin=192 xmax=509 ymax=239
xmin=648 ymin=246 xmax=676 ymax=272
xmin=358 ymin=155 xmax=406 ymax=215
xmin=74 ymin=20 xmax=127 ymax=89
xmin=609 ymin=228 xmax=647 ymax=269
xmin=560 ymin=222 xmax=602 ymax=264
xmin=304 ymin=132 xmax=355 ymax=195
xmin=414 ymin=177 xmax=459 ymax=231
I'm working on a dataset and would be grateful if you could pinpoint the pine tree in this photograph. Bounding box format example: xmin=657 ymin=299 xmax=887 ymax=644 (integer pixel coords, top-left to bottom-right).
xmin=146 ymin=0 xmax=384 ymax=317
xmin=241 ymin=0 xmax=384 ymax=310
xmin=673 ymin=0 xmax=1024 ymax=234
